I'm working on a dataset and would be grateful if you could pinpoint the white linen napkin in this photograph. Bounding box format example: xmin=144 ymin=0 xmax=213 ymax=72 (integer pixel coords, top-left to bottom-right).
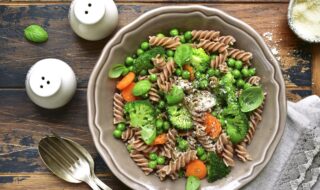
xmin=244 ymin=95 xmax=320 ymax=190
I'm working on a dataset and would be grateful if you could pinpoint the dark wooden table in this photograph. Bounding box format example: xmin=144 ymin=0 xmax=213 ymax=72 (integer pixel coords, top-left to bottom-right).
xmin=0 ymin=0 xmax=318 ymax=189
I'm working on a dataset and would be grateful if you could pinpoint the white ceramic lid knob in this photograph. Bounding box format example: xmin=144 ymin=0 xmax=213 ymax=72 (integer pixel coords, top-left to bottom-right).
xmin=25 ymin=58 xmax=77 ymax=109
xmin=69 ymin=0 xmax=118 ymax=41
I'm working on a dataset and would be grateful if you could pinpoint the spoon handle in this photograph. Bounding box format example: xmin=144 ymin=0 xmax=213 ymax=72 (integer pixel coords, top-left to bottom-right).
xmin=86 ymin=177 xmax=101 ymax=190
xmin=92 ymin=174 xmax=112 ymax=190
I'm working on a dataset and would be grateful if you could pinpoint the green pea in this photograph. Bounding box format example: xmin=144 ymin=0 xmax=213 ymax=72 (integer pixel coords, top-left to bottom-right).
xmin=235 ymin=60 xmax=243 ymax=70
xmin=128 ymin=66 xmax=134 ymax=72
xmin=166 ymin=50 xmax=174 ymax=57
xmin=155 ymin=119 xmax=164 ymax=129
xmin=214 ymin=69 xmax=221 ymax=77
xmin=148 ymin=161 xmax=157 ymax=169
xmin=137 ymin=48 xmax=144 ymax=56
xmin=149 ymin=74 xmax=157 ymax=82
xmin=179 ymin=35 xmax=186 ymax=43
xmin=207 ymin=69 xmax=215 ymax=77
xmin=156 ymin=156 xmax=165 ymax=165
xmin=227 ymin=58 xmax=236 ymax=67
xmin=140 ymin=41 xmax=149 ymax=50
xmin=244 ymin=83 xmax=252 ymax=90
xmin=158 ymin=100 xmax=165 ymax=109
xmin=149 ymin=152 xmax=158 ymax=160
xmin=140 ymin=69 xmax=147 ymax=76
xmin=163 ymin=121 xmax=170 ymax=131
xmin=199 ymin=80 xmax=208 ymax=89
xmin=169 ymin=28 xmax=179 ymax=36
xmin=211 ymin=54 xmax=217 ymax=60
xmin=241 ymin=68 xmax=250 ymax=77
xmin=125 ymin=56 xmax=134 ymax=66
xmin=156 ymin=33 xmax=165 ymax=38
xmin=121 ymin=67 xmax=129 ymax=76
xmin=195 ymin=71 xmax=202 ymax=79
xmin=200 ymin=153 xmax=207 ymax=161
xmin=182 ymin=70 xmax=190 ymax=79
xmin=232 ymin=69 xmax=241 ymax=79
xmin=141 ymin=93 xmax=149 ymax=99
xmin=184 ymin=31 xmax=192 ymax=40
xmin=237 ymin=79 xmax=245 ymax=88
xmin=112 ymin=129 xmax=122 ymax=139
xmin=249 ymin=68 xmax=256 ymax=76
xmin=116 ymin=123 xmax=126 ymax=131
xmin=196 ymin=147 xmax=205 ymax=156
xmin=178 ymin=139 xmax=189 ymax=151
xmin=175 ymin=68 xmax=182 ymax=76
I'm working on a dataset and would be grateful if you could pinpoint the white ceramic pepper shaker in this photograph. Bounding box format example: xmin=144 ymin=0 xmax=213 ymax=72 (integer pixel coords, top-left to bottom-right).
xmin=25 ymin=58 xmax=77 ymax=109
xmin=69 ymin=0 xmax=118 ymax=41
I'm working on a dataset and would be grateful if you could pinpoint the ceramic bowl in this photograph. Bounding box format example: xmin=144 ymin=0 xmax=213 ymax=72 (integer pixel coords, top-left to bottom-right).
xmin=87 ymin=5 xmax=287 ymax=190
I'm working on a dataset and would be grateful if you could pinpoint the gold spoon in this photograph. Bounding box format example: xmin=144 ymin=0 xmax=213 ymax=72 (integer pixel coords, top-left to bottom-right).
xmin=38 ymin=135 xmax=111 ymax=190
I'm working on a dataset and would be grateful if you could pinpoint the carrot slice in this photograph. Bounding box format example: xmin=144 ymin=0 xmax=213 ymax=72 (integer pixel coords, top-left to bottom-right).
xmin=121 ymin=82 xmax=137 ymax=102
xmin=152 ymin=133 xmax=168 ymax=145
xmin=183 ymin=64 xmax=195 ymax=81
xmin=116 ymin=72 xmax=135 ymax=90
xmin=186 ymin=159 xmax=207 ymax=179
xmin=204 ymin=113 xmax=222 ymax=139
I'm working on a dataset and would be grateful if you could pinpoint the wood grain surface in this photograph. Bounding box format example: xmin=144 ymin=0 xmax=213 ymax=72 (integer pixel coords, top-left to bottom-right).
xmin=0 ymin=1 xmax=315 ymax=190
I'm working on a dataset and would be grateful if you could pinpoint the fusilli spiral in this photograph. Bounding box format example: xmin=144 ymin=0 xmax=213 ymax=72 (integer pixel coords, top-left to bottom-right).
xmin=122 ymin=127 xmax=138 ymax=142
xmin=159 ymin=128 xmax=178 ymax=158
xmin=210 ymin=51 xmax=228 ymax=69
xmin=113 ymin=93 xmax=125 ymax=124
xmin=247 ymin=76 xmax=261 ymax=86
xmin=191 ymin=30 xmax=220 ymax=41
xmin=195 ymin=124 xmax=215 ymax=152
xmin=197 ymin=39 xmax=229 ymax=53
xmin=235 ymin=142 xmax=252 ymax=162
xmin=215 ymin=35 xmax=236 ymax=45
xmin=149 ymin=36 xmax=181 ymax=50
xmin=157 ymin=58 xmax=175 ymax=92
xmin=228 ymin=48 xmax=252 ymax=64
xmin=130 ymin=151 xmax=153 ymax=175
xmin=152 ymin=54 xmax=167 ymax=70
xmin=149 ymin=84 xmax=161 ymax=102
xmin=131 ymin=138 xmax=158 ymax=154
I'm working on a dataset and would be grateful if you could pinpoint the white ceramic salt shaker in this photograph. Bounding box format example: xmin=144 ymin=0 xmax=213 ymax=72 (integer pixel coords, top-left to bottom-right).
xmin=25 ymin=58 xmax=77 ymax=109
xmin=69 ymin=0 xmax=118 ymax=41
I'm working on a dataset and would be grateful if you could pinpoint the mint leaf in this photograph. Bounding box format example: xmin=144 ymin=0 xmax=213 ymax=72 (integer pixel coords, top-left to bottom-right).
xmin=174 ymin=44 xmax=192 ymax=67
xmin=108 ymin=64 xmax=126 ymax=79
xmin=24 ymin=25 xmax=48 ymax=43
xmin=239 ymin=86 xmax=264 ymax=112
xmin=186 ymin=176 xmax=201 ymax=190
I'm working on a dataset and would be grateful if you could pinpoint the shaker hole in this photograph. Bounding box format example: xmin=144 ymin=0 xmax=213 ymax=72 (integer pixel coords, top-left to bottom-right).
xmin=47 ymin=81 xmax=50 ymax=85
xmin=88 ymin=3 xmax=92 ymax=7
xmin=40 ymin=85 xmax=43 ymax=88
xmin=85 ymin=11 xmax=88 ymax=14
xmin=42 ymin=76 xmax=45 ymax=80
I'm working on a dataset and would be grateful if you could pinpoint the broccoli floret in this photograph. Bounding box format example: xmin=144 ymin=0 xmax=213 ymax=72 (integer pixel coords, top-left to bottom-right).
xmin=167 ymin=105 xmax=193 ymax=130
xmin=190 ymin=48 xmax=210 ymax=72
xmin=207 ymin=152 xmax=231 ymax=182
xmin=124 ymin=100 xmax=155 ymax=127
xmin=134 ymin=47 xmax=165 ymax=73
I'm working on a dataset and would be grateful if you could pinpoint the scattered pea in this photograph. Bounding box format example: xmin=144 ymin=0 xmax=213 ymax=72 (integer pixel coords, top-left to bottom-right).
xmin=121 ymin=67 xmax=129 ymax=76
xmin=156 ymin=33 xmax=165 ymax=38
xmin=156 ymin=156 xmax=165 ymax=165
xmin=232 ymin=69 xmax=241 ymax=79
xmin=214 ymin=69 xmax=221 ymax=77
xmin=182 ymin=70 xmax=191 ymax=79
xmin=179 ymin=35 xmax=186 ymax=43
xmin=175 ymin=68 xmax=182 ymax=76
xmin=227 ymin=58 xmax=236 ymax=67
xmin=169 ymin=28 xmax=179 ymax=36
xmin=241 ymin=68 xmax=250 ymax=78
xmin=112 ymin=129 xmax=122 ymax=139
xmin=163 ymin=121 xmax=170 ymax=131
xmin=125 ymin=56 xmax=134 ymax=66
xmin=128 ymin=66 xmax=134 ymax=72
xmin=158 ymin=100 xmax=165 ymax=109
xmin=140 ymin=69 xmax=147 ymax=76
xmin=249 ymin=68 xmax=256 ymax=76
xmin=235 ymin=60 xmax=243 ymax=70
xmin=166 ymin=50 xmax=174 ymax=57
xmin=155 ymin=119 xmax=164 ymax=129
xmin=184 ymin=31 xmax=192 ymax=40
xmin=195 ymin=71 xmax=201 ymax=79
xmin=137 ymin=48 xmax=144 ymax=56
xmin=237 ymin=79 xmax=245 ymax=88
xmin=244 ymin=83 xmax=252 ymax=90
xmin=199 ymin=80 xmax=208 ymax=89
xmin=148 ymin=161 xmax=157 ymax=169
xmin=200 ymin=153 xmax=207 ymax=161
xmin=140 ymin=41 xmax=149 ymax=50
xmin=207 ymin=69 xmax=215 ymax=77
xmin=149 ymin=74 xmax=157 ymax=82
xmin=149 ymin=152 xmax=158 ymax=161
xmin=196 ymin=147 xmax=205 ymax=156
xmin=116 ymin=123 xmax=126 ymax=131
xmin=178 ymin=139 xmax=189 ymax=151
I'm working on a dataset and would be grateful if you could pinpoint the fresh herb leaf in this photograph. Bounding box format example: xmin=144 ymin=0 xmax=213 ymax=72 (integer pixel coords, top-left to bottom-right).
xmin=132 ymin=80 xmax=152 ymax=96
xmin=24 ymin=25 xmax=48 ymax=43
xmin=174 ymin=44 xmax=192 ymax=67
xmin=186 ymin=176 xmax=201 ymax=190
xmin=239 ymin=86 xmax=264 ymax=112
xmin=108 ymin=64 xmax=126 ymax=79
xmin=141 ymin=125 xmax=156 ymax=145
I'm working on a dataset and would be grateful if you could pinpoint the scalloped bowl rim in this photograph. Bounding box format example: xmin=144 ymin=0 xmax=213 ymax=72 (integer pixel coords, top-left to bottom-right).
xmin=87 ymin=5 xmax=287 ymax=190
